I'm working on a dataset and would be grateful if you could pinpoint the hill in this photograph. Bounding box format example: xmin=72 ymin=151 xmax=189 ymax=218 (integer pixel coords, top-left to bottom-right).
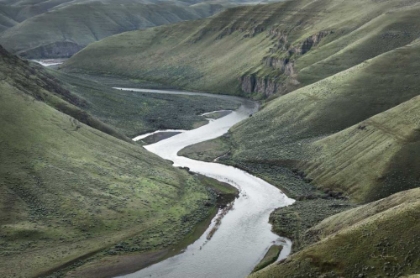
xmin=229 ymin=40 xmax=420 ymax=203
xmin=250 ymin=188 xmax=420 ymax=278
xmin=0 ymin=1 xmax=225 ymax=58
xmin=0 ymin=46 xmax=230 ymax=277
xmin=62 ymin=0 xmax=420 ymax=97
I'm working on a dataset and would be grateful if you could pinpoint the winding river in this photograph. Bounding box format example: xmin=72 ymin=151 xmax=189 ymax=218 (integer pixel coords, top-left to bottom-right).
xmin=116 ymin=88 xmax=295 ymax=278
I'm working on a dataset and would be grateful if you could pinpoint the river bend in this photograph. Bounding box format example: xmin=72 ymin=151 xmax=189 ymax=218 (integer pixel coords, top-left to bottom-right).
xmin=116 ymin=88 xmax=295 ymax=278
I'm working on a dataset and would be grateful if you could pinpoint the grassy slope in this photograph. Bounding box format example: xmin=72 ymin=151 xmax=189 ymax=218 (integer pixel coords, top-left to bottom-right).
xmin=239 ymin=32 xmax=420 ymax=278
xmin=0 ymin=1 xmax=224 ymax=58
xmin=303 ymin=94 xmax=420 ymax=203
xmin=231 ymin=40 xmax=420 ymax=203
xmin=63 ymin=0 xmax=420 ymax=97
xmin=0 ymin=47 xmax=220 ymax=277
xmin=250 ymin=188 xmax=420 ymax=278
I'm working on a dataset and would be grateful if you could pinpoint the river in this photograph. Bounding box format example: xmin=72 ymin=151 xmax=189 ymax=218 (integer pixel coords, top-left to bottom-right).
xmin=116 ymin=88 xmax=295 ymax=278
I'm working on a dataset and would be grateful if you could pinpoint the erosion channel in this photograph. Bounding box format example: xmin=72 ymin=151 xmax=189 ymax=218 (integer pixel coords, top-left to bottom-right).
xmin=116 ymin=88 xmax=295 ymax=278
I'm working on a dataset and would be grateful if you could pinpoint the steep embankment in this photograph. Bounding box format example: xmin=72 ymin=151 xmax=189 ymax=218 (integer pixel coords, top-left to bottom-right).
xmin=63 ymin=0 xmax=420 ymax=97
xmin=250 ymin=188 xmax=420 ymax=278
xmin=0 ymin=1 xmax=224 ymax=58
xmin=0 ymin=46 xmax=221 ymax=277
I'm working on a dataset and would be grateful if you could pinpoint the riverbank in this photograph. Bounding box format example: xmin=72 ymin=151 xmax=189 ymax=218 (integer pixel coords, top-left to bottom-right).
xmin=61 ymin=174 xmax=238 ymax=278
xmin=35 ymin=85 xmax=246 ymax=277
xmin=178 ymin=136 xmax=354 ymax=252
xmin=29 ymin=82 xmax=291 ymax=277
xmin=117 ymin=94 xmax=293 ymax=278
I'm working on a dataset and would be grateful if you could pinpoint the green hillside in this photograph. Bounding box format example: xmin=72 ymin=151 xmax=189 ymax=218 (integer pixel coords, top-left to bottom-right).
xmin=63 ymin=0 xmax=420 ymax=97
xmin=250 ymin=188 xmax=420 ymax=278
xmin=0 ymin=46 xmax=230 ymax=277
xmin=175 ymin=14 xmax=420 ymax=278
xmin=0 ymin=1 xmax=224 ymax=58
xmin=230 ymin=40 xmax=420 ymax=203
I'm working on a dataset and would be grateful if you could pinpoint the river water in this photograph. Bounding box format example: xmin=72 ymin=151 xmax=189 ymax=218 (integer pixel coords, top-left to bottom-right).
xmin=116 ymin=88 xmax=295 ymax=278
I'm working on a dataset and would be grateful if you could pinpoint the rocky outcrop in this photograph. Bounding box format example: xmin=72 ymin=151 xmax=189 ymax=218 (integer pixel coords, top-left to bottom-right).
xmin=240 ymin=30 xmax=331 ymax=96
xmin=263 ymin=57 xmax=295 ymax=75
xmin=291 ymin=30 xmax=332 ymax=55
xmin=241 ymin=75 xmax=256 ymax=94
xmin=268 ymin=29 xmax=289 ymax=52
xmin=240 ymin=74 xmax=282 ymax=96
xmin=217 ymin=25 xmax=265 ymax=39
xmin=268 ymin=29 xmax=332 ymax=56
xmin=18 ymin=41 xmax=83 ymax=59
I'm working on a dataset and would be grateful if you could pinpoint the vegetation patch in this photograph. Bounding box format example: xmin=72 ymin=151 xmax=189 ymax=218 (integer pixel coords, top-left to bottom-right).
xmin=52 ymin=72 xmax=241 ymax=137
xmin=252 ymin=245 xmax=283 ymax=273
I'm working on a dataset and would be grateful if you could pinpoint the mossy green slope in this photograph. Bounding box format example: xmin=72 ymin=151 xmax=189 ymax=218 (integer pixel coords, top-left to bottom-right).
xmin=63 ymin=0 xmax=420 ymax=97
xmin=230 ymin=40 xmax=420 ymax=203
xmin=0 ymin=1 xmax=224 ymax=58
xmin=0 ymin=47 xmax=216 ymax=277
xmin=250 ymin=188 xmax=420 ymax=278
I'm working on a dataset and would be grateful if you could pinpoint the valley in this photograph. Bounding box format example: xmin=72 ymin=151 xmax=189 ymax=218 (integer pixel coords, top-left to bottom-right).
xmin=0 ymin=0 xmax=419 ymax=277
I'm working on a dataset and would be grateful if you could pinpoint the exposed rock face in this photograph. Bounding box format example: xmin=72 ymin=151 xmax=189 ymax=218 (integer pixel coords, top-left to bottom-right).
xmin=18 ymin=42 xmax=83 ymax=59
xmin=268 ymin=29 xmax=289 ymax=52
xmin=240 ymin=75 xmax=282 ymax=96
xmin=217 ymin=25 xmax=265 ymax=39
xmin=292 ymin=30 xmax=332 ymax=55
xmin=241 ymin=75 xmax=257 ymax=94
xmin=263 ymin=57 xmax=295 ymax=75
xmin=240 ymin=30 xmax=331 ymax=96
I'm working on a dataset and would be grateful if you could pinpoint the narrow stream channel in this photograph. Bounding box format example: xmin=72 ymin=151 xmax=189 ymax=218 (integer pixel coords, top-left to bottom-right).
xmin=116 ymin=88 xmax=295 ymax=278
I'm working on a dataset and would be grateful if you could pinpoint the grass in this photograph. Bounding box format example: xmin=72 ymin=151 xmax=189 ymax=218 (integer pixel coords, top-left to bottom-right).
xmin=230 ymin=40 xmax=420 ymax=203
xmin=63 ymin=0 xmax=420 ymax=98
xmin=113 ymin=2 xmax=420 ymax=276
xmin=0 ymin=1 xmax=225 ymax=58
xmin=250 ymin=188 xmax=420 ymax=278
xmin=252 ymin=245 xmax=283 ymax=273
xmin=11 ymin=0 xmax=420 ymax=276
xmin=178 ymin=134 xmax=232 ymax=162
xmin=0 ymin=45 xmax=235 ymax=277
xmin=51 ymin=72 xmax=241 ymax=137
